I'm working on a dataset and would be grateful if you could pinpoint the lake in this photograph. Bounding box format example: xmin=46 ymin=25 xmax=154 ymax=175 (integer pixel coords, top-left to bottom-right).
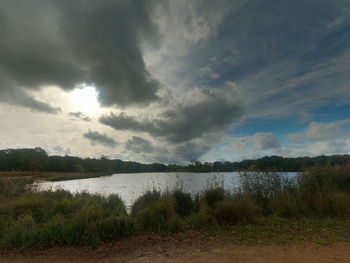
xmin=38 ymin=172 xmax=297 ymax=208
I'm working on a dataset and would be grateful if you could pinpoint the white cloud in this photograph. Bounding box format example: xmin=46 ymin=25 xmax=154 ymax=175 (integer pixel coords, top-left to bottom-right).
xmin=279 ymin=138 xmax=350 ymax=158
xmin=288 ymin=119 xmax=350 ymax=141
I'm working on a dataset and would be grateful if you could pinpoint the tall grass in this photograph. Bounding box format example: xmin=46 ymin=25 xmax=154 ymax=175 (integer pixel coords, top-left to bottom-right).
xmin=1 ymin=165 xmax=350 ymax=250
xmin=0 ymin=177 xmax=32 ymax=200
xmin=0 ymin=177 xmax=133 ymax=249
xmin=214 ymin=193 xmax=262 ymax=225
xmin=239 ymin=171 xmax=282 ymax=214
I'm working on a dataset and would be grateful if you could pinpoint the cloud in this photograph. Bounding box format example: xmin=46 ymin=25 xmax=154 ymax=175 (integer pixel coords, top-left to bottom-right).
xmin=100 ymin=86 xmax=243 ymax=143
xmin=0 ymin=82 xmax=61 ymax=114
xmin=125 ymin=136 xmax=155 ymax=154
xmin=83 ymin=130 xmax=117 ymax=148
xmin=278 ymin=138 xmax=350 ymax=158
xmin=122 ymin=133 xmax=223 ymax=163
xmin=198 ymin=65 xmax=220 ymax=79
xmin=173 ymin=140 xmax=214 ymax=162
xmin=288 ymin=119 xmax=350 ymax=141
xmin=69 ymin=112 xmax=91 ymax=122
xmin=166 ymin=0 xmax=350 ymax=121
xmin=52 ymin=145 xmax=71 ymax=156
xmin=0 ymin=0 xmax=165 ymax=110
xmin=253 ymin=132 xmax=281 ymax=150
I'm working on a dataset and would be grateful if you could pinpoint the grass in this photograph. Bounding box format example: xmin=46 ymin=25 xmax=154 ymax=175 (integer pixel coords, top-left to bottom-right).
xmin=214 ymin=193 xmax=262 ymax=225
xmin=1 ymin=165 xmax=350 ymax=250
xmin=217 ymin=217 xmax=350 ymax=245
xmin=0 ymin=185 xmax=133 ymax=249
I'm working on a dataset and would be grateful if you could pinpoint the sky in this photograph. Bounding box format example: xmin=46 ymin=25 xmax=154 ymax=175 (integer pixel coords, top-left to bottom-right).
xmin=1 ymin=0 xmax=350 ymax=164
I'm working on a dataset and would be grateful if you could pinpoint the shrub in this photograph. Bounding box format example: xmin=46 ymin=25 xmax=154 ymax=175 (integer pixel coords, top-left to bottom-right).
xmin=214 ymin=194 xmax=261 ymax=225
xmin=1 ymin=214 xmax=37 ymax=249
xmin=0 ymin=190 xmax=131 ymax=249
xmin=49 ymin=198 xmax=84 ymax=218
xmin=105 ymin=194 xmax=127 ymax=214
xmin=239 ymin=171 xmax=282 ymax=212
xmin=0 ymin=177 xmax=32 ymax=199
xmin=311 ymin=192 xmax=350 ymax=218
xmin=298 ymin=165 xmax=350 ymax=196
xmin=173 ymin=190 xmax=193 ymax=217
xmin=329 ymin=192 xmax=350 ymax=218
xmin=0 ymin=194 xmax=51 ymax=223
xmin=204 ymin=188 xmax=224 ymax=208
xmin=87 ymin=216 xmax=135 ymax=245
xmin=193 ymin=193 xmax=202 ymax=212
xmin=269 ymin=192 xmax=309 ymax=218
xmin=187 ymin=209 xmax=217 ymax=230
xmin=131 ymin=190 xmax=161 ymax=215
xmin=135 ymin=198 xmax=179 ymax=232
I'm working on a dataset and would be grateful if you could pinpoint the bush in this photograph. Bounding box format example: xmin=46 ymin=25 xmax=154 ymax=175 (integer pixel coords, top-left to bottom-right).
xmin=310 ymin=192 xmax=350 ymax=218
xmin=1 ymin=214 xmax=37 ymax=249
xmin=104 ymin=194 xmax=127 ymax=214
xmin=0 ymin=194 xmax=51 ymax=223
xmin=131 ymin=190 xmax=161 ymax=215
xmin=214 ymin=194 xmax=261 ymax=225
xmin=203 ymin=188 xmax=224 ymax=208
xmin=329 ymin=192 xmax=350 ymax=217
xmin=135 ymin=198 xmax=179 ymax=232
xmin=0 ymin=177 xmax=32 ymax=199
xmin=239 ymin=171 xmax=282 ymax=212
xmin=186 ymin=207 xmax=217 ymax=230
xmin=173 ymin=190 xmax=193 ymax=217
xmin=298 ymin=165 xmax=350 ymax=196
xmin=269 ymin=192 xmax=309 ymax=218
xmin=0 ymin=190 xmax=131 ymax=249
xmin=87 ymin=216 xmax=135 ymax=245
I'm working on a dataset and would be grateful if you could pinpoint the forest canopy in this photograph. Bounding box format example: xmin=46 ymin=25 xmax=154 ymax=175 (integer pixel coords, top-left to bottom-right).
xmin=1 ymin=148 xmax=350 ymax=173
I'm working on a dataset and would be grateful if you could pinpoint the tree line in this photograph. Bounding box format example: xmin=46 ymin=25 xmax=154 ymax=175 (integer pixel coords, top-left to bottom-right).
xmin=1 ymin=148 xmax=350 ymax=173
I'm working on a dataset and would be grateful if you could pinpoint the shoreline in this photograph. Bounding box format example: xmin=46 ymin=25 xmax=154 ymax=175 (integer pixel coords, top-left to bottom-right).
xmin=0 ymin=171 xmax=109 ymax=182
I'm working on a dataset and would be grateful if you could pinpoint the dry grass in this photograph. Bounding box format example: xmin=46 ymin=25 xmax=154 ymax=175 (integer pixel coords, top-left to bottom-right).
xmin=0 ymin=171 xmax=107 ymax=181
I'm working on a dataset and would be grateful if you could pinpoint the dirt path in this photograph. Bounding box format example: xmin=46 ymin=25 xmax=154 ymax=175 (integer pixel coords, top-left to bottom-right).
xmin=2 ymin=240 xmax=350 ymax=263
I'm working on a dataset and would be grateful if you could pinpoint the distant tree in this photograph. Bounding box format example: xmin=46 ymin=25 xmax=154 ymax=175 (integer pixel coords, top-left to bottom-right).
xmin=1 ymin=148 xmax=350 ymax=173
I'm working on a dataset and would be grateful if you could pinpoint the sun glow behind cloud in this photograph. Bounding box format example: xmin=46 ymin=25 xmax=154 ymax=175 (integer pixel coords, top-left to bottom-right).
xmin=69 ymin=85 xmax=100 ymax=115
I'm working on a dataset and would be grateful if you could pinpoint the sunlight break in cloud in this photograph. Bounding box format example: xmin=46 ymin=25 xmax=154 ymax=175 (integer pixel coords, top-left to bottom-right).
xmin=1 ymin=0 xmax=350 ymax=162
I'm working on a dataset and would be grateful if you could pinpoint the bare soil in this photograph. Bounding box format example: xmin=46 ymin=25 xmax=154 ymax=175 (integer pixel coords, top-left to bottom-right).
xmin=1 ymin=234 xmax=350 ymax=263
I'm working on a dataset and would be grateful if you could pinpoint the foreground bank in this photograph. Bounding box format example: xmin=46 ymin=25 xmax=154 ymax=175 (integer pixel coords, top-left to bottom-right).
xmin=2 ymin=239 xmax=350 ymax=263
xmin=1 ymin=165 xmax=350 ymax=250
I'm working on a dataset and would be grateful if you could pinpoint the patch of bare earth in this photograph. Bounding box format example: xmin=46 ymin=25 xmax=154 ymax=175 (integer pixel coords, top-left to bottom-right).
xmin=1 ymin=234 xmax=350 ymax=263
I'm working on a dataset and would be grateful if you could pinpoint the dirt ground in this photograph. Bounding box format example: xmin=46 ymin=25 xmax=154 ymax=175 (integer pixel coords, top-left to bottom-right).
xmin=1 ymin=235 xmax=350 ymax=263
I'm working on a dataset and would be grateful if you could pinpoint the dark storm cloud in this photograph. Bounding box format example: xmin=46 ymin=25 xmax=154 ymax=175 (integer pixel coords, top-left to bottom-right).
xmin=13 ymin=92 xmax=62 ymax=114
xmin=83 ymin=130 xmax=117 ymax=148
xmin=0 ymin=0 xmax=164 ymax=112
xmin=69 ymin=112 xmax=91 ymax=122
xmin=100 ymin=87 xmax=243 ymax=143
xmin=185 ymin=0 xmax=350 ymax=119
xmin=123 ymin=136 xmax=214 ymax=163
xmin=174 ymin=141 xmax=213 ymax=162
xmin=125 ymin=136 xmax=155 ymax=154
xmin=0 ymin=82 xmax=61 ymax=114
xmin=253 ymin=133 xmax=281 ymax=150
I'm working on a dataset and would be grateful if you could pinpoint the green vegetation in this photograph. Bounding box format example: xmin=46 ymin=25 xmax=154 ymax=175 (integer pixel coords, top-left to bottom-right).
xmin=2 ymin=148 xmax=350 ymax=175
xmin=0 ymin=181 xmax=134 ymax=249
xmin=1 ymin=165 xmax=350 ymax=250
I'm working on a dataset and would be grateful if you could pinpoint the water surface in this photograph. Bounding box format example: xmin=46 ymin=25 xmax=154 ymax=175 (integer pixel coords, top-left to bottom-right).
xmin=38 ymin=172 xmax=296 ymax=208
